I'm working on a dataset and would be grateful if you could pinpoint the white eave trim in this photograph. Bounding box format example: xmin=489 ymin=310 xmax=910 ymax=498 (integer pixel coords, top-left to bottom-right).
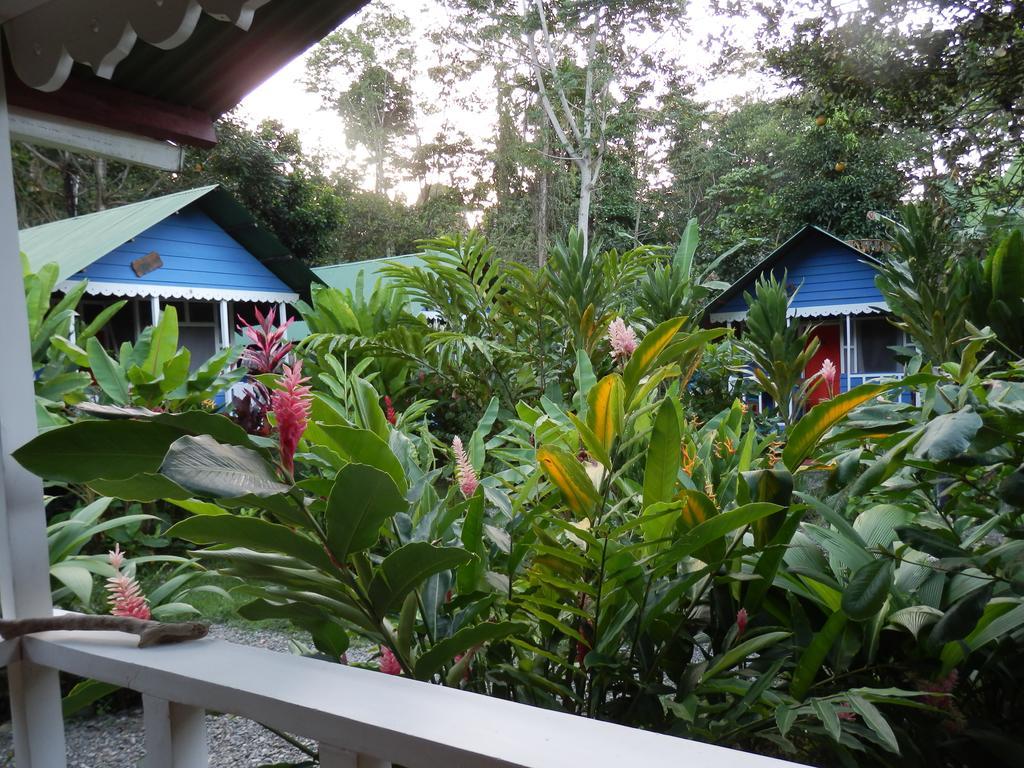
xmin=60 ymin=280 xmax=298 ymax=304
xmin=710 ymin=302 xmax=889 ymax=324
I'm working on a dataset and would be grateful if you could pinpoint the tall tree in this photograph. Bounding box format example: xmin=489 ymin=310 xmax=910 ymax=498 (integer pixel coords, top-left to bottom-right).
xmin=522 ymin=0 xmax=687 ymax=254
xmin=723 ymin=0 xmax=1024 ymax=191
xmin=305 ymin=3 xmax=417 ymax=195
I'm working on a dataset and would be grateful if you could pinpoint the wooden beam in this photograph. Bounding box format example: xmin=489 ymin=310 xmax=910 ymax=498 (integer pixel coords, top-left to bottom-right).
xmin=4 ymin=64 xmax=217 ymax=148
xmin=9 ymin=108 xmax=185 ymax=171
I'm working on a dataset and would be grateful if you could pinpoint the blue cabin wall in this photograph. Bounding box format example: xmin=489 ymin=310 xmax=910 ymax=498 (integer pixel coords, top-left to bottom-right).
xmin=69 ymin=205 xmax=292 ymax=294
xmin=716 ymin=234 xmax=886 ymax=315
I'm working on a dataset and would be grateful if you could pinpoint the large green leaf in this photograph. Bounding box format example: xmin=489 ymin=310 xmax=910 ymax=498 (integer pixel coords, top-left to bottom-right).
xmin=89 ymin=473 xmax=192 ymax=502
xmin=913 ymin=408 xmax=984 ymax=461
xmin=702 ymin=631 xmax=791 ymax=680
xmin=160 ymin=435 xmax=290 ymax=498
xmin=325 ymin=463 xmax=406 ymax=563
xmin=63 ymin=679 xmax=121 ymax=718
xmin=848 ymin=694 xmax=901 ymax=754
xmin=368 ymin=543 xmax=473 ymax=616
xmin=142 ymin=305 xmax=179 ymax=376
xmin=622 ymin=316 xmax=686 ymax=396
xmin=791 ymin=610 xmax=848 ymax=700
xmin=642 ymin=397 xmax=680 ymax=509
xmin=314 ymin=425 xmax=407 ymax=490
xmin=414 ymin=621 xmax=528 ymax=681
xmin=456 ymin=492 xmax=485 ymax=594
xmin=929 ymin=584 xmax=993 ymax=650
xmin=50 ymin=563 xmax=94 ymax=606
xmin=353 ymin=376 xmax=390 ymax=439
xmin=14 ymin=421 xmax=184 ymax=483
xmin=653 ymin=502 xmax=782 ymax=575
xmin=167 ymin=515 xmax=334 ymax=573
xmin=782 ymin=375 xmax=934 ymax=470
xmin=742 ymin=468 xmax=793 ymax=548
xmin=86 ymin=338 xmax=130 ymax=405
xmin=537 ymin=445 xmax=600 ymax=520
xmin=842 ymin=559 xmax=894 ymax=621
xmin=586 ymin=374 xmax=624 ymax=455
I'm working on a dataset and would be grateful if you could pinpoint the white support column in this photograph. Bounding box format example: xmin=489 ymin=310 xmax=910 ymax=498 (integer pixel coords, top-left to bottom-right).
xmin=278 ymin=301 xmax=288 ymax=324
xmin=150 ymin=295 xmax=161 ymax=326
xmin=844 ymin=313 xmax=853 ymax=392
xmin=319 ymin=744 xmax=391 ymax=768
xmin=0 ymin=43 xmax=68 ymax=767
xmin=218 ymin=300 xmax=230 ymax=349
xmin=143 ymin=695 xmax=209 ymax=768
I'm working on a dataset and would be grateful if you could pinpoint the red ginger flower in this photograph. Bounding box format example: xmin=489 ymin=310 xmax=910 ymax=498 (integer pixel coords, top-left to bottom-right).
xmin=105 ymin=544 xmax=150 ymax=620
xmin=736 ymin=607 xmax=748 ymax=638
xmin=452 ymin=436 xmax=479 ymax=498
xmin=379 ymin=646 xmax=402 ymax=675
xmin=238 ymin=306 xmax=294 ymax=374
xmin=271 ymin=360 xmax=312 ymax=476
xmin=383 ymin=396 xmax=397 ymax=426
xmin=607 ymin=318 xmax=639 ymax=363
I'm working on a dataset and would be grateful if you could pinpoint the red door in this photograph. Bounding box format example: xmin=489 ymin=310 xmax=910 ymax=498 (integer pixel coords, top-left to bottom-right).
xmin=805 ymin=324 xmax=841 ymax=405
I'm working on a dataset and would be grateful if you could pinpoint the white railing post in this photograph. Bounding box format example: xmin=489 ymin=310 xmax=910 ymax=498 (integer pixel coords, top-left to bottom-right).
xmin=0 ymin=37 xmax=68 ymax=768
xmin=319 ymin=744 xmax=391 ymax=768
xmin=143 ymin=695 xmax=209 ymax=767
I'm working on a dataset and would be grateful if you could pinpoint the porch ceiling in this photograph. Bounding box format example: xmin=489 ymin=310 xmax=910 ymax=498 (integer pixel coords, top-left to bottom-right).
xmin=0 ymin=0 xmax=368 ymax=146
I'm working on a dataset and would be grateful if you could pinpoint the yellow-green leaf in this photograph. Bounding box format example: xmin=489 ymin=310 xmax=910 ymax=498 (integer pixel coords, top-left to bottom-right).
xmin=622 ymin=316 xmax=686 ymax=395
xmin=586 ymin=374 xmax=624 ymax=455
xmin=783 ymin=374 xmax=936 ymax=470
xmin=537 ymin=445 xmax=600 ymax=520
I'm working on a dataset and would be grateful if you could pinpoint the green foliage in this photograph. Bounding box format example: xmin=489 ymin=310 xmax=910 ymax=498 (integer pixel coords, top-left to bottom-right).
xmin=735 ymin=272 xmax=821 ymax=428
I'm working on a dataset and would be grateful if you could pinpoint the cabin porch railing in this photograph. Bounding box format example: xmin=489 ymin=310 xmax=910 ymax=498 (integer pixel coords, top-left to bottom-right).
xmin=0 ymin=627 xmax=802 ymax=767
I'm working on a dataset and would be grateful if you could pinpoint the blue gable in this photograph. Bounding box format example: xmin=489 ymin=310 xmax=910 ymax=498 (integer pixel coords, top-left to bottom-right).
xmin=69 ymin=205 xmax=294 ymax=298
xmin=710 ymin=227 xmax=888 ymax=321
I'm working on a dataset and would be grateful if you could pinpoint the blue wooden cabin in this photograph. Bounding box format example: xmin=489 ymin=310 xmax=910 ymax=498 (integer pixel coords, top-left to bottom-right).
xmin=708 ymin=225 xmax=906 ymax=404
xmin=20 ymin=185 xmax=319 ymax=367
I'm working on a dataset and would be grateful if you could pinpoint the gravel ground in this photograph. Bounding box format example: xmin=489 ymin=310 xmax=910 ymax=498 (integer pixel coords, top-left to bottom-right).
xmin=0 ymin=624 xmax=375 ymax=767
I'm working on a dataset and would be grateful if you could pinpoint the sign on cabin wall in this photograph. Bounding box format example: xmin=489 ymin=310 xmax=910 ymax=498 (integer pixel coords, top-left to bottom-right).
xmin=131 ymin=251 xmax=163 ymax=277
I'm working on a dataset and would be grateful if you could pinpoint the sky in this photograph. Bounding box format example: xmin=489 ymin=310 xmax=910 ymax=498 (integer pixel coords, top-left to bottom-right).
xmin=238 ymin=0 xmax=782 ymax=202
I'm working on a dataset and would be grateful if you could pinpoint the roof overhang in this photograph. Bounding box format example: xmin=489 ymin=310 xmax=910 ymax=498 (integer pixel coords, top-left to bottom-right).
xmin=710 ymin=302 xmax=888 ymax=324
xmin=62 ymin=278 xmax=297 ymax=305
xmin=0 ymin=0 xmax=367 ymax=160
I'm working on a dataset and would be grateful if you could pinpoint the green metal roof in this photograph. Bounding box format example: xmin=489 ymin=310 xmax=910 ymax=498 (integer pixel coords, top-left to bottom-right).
xmin=19 ymin=185 xmax=321 ymax=301
xmin=21 ymin=186 xmax=217 ymax=281
xmin=286 ymin=255 xmax=427 ymax=341
xmin=312 ymin=254 xmax=424 ymax=294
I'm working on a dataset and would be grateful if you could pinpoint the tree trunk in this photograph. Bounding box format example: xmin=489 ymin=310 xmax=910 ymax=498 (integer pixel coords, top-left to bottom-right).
xmin=94 ymin=157 xmax=107 ymax=211
xmin=537 ymin=133 xmax=549 ymax=268
xmin=577 ymin=161 xmax=592 ymax=255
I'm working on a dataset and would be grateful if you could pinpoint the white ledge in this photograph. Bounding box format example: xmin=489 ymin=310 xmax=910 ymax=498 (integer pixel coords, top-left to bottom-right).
xmin=23 ymin=630 xmax=802 ymax=767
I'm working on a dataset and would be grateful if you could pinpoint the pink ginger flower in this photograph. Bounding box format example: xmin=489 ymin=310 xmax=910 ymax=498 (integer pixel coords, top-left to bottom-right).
xmin=105 ymin=546 xmax=150 ymax=620
xmin=271 ymin=360 xmax=313 ymax=476
xmin=238 ymin=306 xmax=294 ymax=374
xmin=452 ymin=436 xmax=479 ymax=498
xmin=607 ymin=318 xmax=639 ymax=363
xmin=379 ymin=646 xmax=402 ymax=675
xmin=383 ymin=396 xmax=397 ymax=426
xmin=818 ymin=358 xmax=837 ymax=398
xmin=736 ymin=607 xmax=748 ymax=638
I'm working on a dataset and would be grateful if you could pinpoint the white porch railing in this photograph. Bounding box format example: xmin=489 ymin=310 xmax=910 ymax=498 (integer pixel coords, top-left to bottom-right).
xmin=1 ymin=628 xmax=803 ymax=767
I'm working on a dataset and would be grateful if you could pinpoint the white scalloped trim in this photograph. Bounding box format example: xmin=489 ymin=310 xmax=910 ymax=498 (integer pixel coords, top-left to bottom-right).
xmin=61 ymin=279 xmax=296 ymax=303
xmin=4 ymin=0 xmax=271 ymax=92
xmin=710 ymin=302 xmax=888 ymax=323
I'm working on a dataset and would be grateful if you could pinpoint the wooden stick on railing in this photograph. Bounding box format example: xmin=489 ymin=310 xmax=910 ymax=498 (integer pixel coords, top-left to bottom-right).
xmin=0 ymin=615 xmax=209 ymax=647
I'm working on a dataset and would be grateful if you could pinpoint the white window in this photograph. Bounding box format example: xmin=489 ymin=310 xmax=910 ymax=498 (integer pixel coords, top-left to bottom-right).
xmin=855 ymin=316 xmax=901 ymax=372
